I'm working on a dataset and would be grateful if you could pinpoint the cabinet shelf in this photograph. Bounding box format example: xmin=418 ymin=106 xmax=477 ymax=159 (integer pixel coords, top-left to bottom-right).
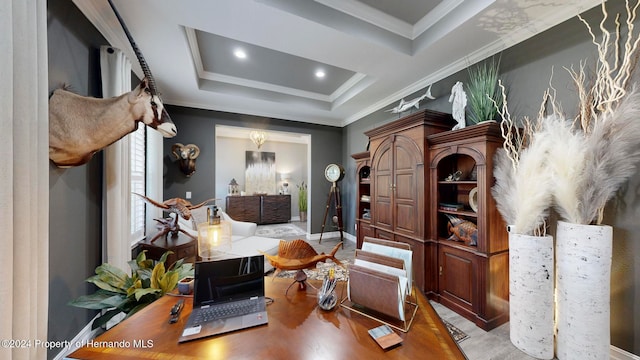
xmin=438 ymin=209 xmax=477 ymax=217
xmin=438 ymin=180 xmax=477 ymax=185
xmin=352 ymin=152 xmax=372 ymax=249
xmin=437 ymin=238 xmax=485 ymax=255
xmin=428 ymin=121 xmax=509 ymax=331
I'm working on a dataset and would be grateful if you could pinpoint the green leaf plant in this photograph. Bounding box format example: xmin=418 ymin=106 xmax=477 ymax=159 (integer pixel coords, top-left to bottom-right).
xmin=68 ymin=251 xmax=193 ymax=330
xmin=297 ymin=181 xmax=308 ymax=212
xmin=466 ymin=56 xmax=503 ymax=125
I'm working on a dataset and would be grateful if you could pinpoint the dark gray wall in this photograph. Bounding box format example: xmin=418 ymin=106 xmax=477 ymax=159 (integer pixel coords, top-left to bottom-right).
xmin=47 ymin=1 xmax=104 ymax=358
xmin=162 ymin=106 xmax=343 ymax=233
xmin=47 ymin=0 xmax=638 ymax=356
xmin=343 ymin=2 xmax=639 ymax=355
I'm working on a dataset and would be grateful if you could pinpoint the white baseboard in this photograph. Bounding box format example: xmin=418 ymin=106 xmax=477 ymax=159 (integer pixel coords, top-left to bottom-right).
xmin=56 ymin=315 xmax=101 ymax=360
xmin=611 ymin=345 xmax=640 ymax=360
xmin=307 ymin=230 xmax=356 ymax=243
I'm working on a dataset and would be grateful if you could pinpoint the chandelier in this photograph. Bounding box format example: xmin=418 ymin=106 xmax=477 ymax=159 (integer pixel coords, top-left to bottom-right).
xmin=249 ymin=130 xmax=267 ymax=149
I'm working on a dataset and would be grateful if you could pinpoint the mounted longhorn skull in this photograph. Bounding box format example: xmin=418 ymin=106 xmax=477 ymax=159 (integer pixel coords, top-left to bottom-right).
xmin=48 ymin=0 xmax=177 ymax=167
xmin=172 ymin=143 xmax=200 ymax=177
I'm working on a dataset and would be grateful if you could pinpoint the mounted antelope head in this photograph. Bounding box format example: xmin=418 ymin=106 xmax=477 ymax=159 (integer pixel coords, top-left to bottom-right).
xmin=172 ymin=143 xmax=200 ymax=177
xmin=48 ymin=0 xmax=177 ymax=167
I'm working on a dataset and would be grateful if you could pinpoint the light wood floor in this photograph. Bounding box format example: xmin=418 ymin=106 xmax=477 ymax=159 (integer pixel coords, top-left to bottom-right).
xmin=282 ymin=222 xmax=538 ymax=360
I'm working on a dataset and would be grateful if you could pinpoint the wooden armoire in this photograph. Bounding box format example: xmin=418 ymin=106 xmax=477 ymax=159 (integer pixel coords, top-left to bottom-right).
xmin=363 ymin=110 xmax=454 ymax=291
xmin=354 ymin=113 xmax=509 ymax=331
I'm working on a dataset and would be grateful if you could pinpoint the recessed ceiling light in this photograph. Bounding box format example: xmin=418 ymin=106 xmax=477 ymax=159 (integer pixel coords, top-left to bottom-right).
xmin=315 ymin=70 xmax=326 ymax=78
xmin=234 ymin=48 xmax=247 ymax=59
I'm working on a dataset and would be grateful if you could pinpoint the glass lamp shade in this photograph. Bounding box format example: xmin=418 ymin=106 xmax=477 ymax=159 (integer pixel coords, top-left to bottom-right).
xmin=197 ymin=220 xmax=232 ymax=260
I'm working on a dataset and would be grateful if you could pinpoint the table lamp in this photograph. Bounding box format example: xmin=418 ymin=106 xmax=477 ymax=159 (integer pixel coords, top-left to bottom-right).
xmin=197 ymin=205 xmax=231 ymax=260
xmin=280 ymin=172 xmax=290 ymax=194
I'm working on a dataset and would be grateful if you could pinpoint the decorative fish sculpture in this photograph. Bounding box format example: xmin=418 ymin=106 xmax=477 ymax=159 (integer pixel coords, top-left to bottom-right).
xmin=261 ymin=239 xmax=344 ymax=273
xmin=445 ymin=214 xmax=478 ymax=246
xmin=385 ymin=84 xmax=435 ymax=114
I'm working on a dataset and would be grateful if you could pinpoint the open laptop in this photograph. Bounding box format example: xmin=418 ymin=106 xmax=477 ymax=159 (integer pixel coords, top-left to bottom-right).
xmin=178 ymin=255 xmax=268 ymax=343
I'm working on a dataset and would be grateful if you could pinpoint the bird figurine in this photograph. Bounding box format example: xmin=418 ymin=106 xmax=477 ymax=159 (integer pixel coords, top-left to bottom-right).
xmin=445 ymin=214 xmax=478 ymax=246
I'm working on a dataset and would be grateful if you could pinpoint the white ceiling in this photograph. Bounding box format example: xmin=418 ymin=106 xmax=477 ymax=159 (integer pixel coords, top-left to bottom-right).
xmin=73 ymin=0 xmax=601 ymax=127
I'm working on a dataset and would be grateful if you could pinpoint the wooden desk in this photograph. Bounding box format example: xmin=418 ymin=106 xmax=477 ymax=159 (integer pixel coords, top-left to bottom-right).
xmin=69 ymin=277 xmax=466 ymax=359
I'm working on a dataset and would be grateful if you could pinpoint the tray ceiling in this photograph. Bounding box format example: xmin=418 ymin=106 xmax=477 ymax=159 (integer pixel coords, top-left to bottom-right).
xmin=73 ymin=0 xmax=601 ymax=127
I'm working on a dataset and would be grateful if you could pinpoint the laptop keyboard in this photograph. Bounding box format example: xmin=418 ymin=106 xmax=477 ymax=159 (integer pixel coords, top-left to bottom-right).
xmin=193 ymin=298 xmax=261 ymax=325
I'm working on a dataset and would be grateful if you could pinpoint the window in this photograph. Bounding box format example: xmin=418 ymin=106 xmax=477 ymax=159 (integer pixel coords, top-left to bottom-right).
xmin=130 ymin=126 xmax=146 ymax=244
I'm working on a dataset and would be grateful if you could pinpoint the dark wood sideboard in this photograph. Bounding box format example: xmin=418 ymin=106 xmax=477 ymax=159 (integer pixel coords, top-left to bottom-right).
xmin=226 ymin=194 xmax=291 ymax=224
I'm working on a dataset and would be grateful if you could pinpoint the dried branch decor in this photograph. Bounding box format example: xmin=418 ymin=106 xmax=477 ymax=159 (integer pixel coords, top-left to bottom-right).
xmin=566 ymin=0 xmax=640 ymax=224
xmin=492 ymin=0 xmax=640 ymax=232
xmin=492 ymin=82 xmax=555 ymax=236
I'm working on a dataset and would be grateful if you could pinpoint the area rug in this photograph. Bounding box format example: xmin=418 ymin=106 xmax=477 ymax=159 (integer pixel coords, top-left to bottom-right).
xmin=442 ymin=319 xmax=469 ymax=343
xmin=255 ymin=223 xmax=307 ymax=238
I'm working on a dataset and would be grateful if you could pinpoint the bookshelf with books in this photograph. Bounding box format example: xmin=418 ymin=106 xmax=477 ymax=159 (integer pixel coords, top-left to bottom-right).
xmin=427 ymin=121 xmax=509 ymax=331
xmin=351 ymin=151 xmax=371 ymax=249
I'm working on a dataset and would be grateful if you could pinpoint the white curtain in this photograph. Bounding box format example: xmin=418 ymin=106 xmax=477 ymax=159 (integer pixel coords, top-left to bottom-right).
xmin=0 ymin=0 xmax=49 ymax=359
xmin=101 ymin=46 xmax=133 ymax=273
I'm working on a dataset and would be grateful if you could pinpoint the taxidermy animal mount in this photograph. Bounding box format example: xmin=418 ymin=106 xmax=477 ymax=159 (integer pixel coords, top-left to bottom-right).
xmin=172 ymin=143 xmax=200 ymax=177
xmin=133 ymin=193 xmax=215 ymax=242
xmin=48 ymin=0 xmax=177 ymax=167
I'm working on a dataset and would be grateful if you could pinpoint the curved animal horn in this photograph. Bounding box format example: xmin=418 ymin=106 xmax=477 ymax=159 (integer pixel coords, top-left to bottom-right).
xmin=133 ymin=192 xmax=170 ymax=209
xmin=171 ymin=143 xmax=184 ymax=159
xmin=189 ymin=198 xmax=219 ymax=210
xmin=107 ymin=0 xmax=158 ymax=95
xmin=186 ymin=144 xmax=200 ymax=159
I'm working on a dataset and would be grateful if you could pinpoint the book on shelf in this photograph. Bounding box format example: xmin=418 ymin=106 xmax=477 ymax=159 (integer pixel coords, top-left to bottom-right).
xmin=439 ymin=202 xmax=463 ymax=211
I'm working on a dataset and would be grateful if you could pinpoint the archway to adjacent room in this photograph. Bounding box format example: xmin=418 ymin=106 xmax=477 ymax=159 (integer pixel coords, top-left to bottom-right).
xmin=214 ymin=125 xmax=312 ymax=235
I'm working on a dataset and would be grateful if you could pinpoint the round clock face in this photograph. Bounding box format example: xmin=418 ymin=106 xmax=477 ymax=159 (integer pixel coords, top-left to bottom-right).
xmin=325 ymin=163 xmax=344 ymax=182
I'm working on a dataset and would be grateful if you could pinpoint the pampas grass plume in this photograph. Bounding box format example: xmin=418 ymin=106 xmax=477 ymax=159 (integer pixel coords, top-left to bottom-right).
xmin=576 ymin=89 xmax=640 ymax=224
xmin=542 ymin=115 xmax=587 ymax=223
xmin=511 ymin=131 xmax=554 ymax=235
xmin=492 ymin=149 xmax=517 ymax=225
xmin=491 ymin=125 xmax=555 ymax=235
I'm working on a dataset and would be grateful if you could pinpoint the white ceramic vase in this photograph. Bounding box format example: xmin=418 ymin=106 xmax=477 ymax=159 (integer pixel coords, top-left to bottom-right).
xmin=509 ymin=230 xmax=555 ymax=359
xmin=556 ymin=221 xmax=613 ymax=360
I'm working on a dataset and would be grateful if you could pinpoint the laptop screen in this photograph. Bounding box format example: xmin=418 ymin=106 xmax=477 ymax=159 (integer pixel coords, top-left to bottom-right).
xmin=193 ymin=255 xmax=265 ymax=306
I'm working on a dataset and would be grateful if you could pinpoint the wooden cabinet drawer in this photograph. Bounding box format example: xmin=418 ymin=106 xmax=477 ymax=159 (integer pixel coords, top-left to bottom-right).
xmin=176 ymin=243 xmax=196 ymax=261
xmin=137 ymin=233 xmax=196 ymax=267
xmin=261 ymin=195 xmax=291 ymax=224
